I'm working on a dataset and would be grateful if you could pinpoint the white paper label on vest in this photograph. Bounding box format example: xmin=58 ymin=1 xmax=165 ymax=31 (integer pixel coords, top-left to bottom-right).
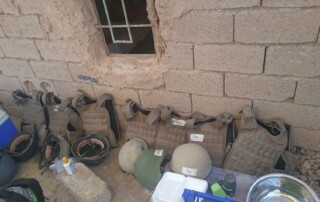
xmin=190 ymin=134 xmax=204 ymax=142
xmin=172 ymin=118 xmax=186 ymax=126
xmin=154 ymin=149 xmax=163 ymax=157
xmin=181 ymin=167 xmax=197 ymax=176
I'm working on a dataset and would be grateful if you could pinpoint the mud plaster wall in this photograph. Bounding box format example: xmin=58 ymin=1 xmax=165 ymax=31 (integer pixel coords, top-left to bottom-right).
xmin=0 ymin=0 xmax=320 ymax=151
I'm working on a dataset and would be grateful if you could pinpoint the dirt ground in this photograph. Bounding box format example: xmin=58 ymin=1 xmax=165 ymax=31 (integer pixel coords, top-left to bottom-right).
xmin=14 ymin=148 xmax=152 ymax=202
xmin=11 ymin=146 xmax=320 ymax=201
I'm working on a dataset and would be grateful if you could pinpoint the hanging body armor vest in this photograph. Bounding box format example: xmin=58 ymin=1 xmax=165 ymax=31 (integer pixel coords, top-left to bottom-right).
xmin=223 ymin=106 xmax=288 ymax=176
xmin=9 ymin=90 xmax=46 ymax=136
xmin=155 ymin=108 xmax=189 ymax=160
xmin=72 ymin=92 xmax=119 ymax=147
xmin=124 ymin=100 xmax=159 ymax=148
xmin=44 ymin=93 xmax=82 ymax=144
xmin=2 ymin=90 xmax=47 ymax=148
xmin=187 ymin=112 xmax=235 ymax=167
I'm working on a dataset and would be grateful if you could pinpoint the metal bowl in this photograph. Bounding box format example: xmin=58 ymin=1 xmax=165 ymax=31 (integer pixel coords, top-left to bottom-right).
xmin=246 ymin=173 xmax=319 ymax=202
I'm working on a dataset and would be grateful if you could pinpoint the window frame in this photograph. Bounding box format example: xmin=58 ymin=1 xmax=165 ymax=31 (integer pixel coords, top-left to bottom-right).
xmin=92 ymin=0 xmax=158 ymax=57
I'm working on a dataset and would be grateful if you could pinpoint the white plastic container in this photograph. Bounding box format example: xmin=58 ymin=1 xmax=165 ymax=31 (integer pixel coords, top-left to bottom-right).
xmin=62 ymin=156 xmax=75 ymax=175
xmin=0 ymin=109 xmax=17 ymax=148
xmin=152 ymin=172 xmax=208 ymax=202
xmin=181 ymin=176 xmax=208 ymax=201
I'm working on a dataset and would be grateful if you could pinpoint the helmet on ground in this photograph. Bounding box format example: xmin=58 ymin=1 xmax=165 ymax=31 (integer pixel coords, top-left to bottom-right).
xmin=71 ymin=133 xmax=109 ymax=166
xmin=6 ymin=132 xmax=37 ymax=162
xmin=134 ymin=149 xmax=166 ymax=190
xmin=39 ymin=133 xmax=70 ymax=170
xmin=170 ymin=143 xmax=212 ymax=179
xmin=0 ymin=151 xmax=17 ymax=186
xmin=119 ymin=138 xmax=148 ymax=174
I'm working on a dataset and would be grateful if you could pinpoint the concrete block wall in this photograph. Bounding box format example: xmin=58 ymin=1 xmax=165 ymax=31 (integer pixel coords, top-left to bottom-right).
xmin=0 ymin=0 xmax=320 ymax=151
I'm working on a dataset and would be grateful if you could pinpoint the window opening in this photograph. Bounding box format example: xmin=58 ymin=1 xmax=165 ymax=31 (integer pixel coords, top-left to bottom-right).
xmin=94 ymin=0 xmax=156 ymax=54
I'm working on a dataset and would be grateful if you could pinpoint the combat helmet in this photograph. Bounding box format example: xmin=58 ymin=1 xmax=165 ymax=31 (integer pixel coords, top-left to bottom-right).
xmin=170 ymin=143 xmax=212 ymax=179
xmin=134 ymin=149 xmax=167 ymax=190
xmin=119 ymin=138 xmax=148 ymax=174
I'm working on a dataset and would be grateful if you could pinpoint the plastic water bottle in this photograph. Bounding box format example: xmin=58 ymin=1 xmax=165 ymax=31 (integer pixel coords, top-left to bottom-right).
xmin=62 ymin=156 xmax=75 ymax=175
xmin=49 ymin=157 xmax=64 ymax=178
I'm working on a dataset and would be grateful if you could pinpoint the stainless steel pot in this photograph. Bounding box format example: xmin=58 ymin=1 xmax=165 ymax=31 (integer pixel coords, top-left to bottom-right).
xmin=246 ymin=173 xmax=319 ymax=202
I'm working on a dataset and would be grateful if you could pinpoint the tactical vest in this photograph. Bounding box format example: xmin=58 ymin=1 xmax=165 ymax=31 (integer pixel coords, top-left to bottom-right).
xmin=223 ymin=106 xmax=288 ymax=176
xmin=124 ymin=100 xmax=159 ymax=148
xmin=187 ymin=112 xmax=235 ymax=167
xmin=3 ymin=90 xmax=47 ymax=138
xmin=155 ymin=107 xmax=189 ymax=160
xmin=72 ymin=92 xmax=119 ymax=147
xmin=44 ymin=93 xmax=82 ymax=144
xmin=124 ymin=102 xmax=190 ymax=160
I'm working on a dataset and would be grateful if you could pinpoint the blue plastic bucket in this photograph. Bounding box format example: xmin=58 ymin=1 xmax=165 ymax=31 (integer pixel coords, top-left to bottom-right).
xmin=0 ymin=110 xmax=18 ymax=148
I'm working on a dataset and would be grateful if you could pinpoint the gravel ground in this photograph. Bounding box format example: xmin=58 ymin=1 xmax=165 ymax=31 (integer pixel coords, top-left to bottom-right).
xmin=291 ymin=147 xmax=320 ymax=196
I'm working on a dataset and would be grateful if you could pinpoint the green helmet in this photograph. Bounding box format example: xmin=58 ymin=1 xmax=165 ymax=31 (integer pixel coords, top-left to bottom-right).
xmin=170 ymin=143 xmax=212 ymax=179
xmin=118 ymin=138 xmax=148 ymax=174
xmin=134 ymin=149 xmax=166 ymax=190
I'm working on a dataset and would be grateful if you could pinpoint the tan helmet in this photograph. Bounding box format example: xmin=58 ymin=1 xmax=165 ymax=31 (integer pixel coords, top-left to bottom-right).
xmin=170 ymin=143 xmax=212 ymax=179
xmin=118 ymin=138 xmax=148 ymax=174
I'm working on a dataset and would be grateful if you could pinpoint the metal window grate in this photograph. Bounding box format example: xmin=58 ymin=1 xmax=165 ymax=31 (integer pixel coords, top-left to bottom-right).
xmin=96 ymin=0 xmax=152 ymax=44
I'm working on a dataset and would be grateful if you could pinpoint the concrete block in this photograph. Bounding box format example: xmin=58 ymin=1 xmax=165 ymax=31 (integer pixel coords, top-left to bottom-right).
xmin=0 ymin=0 xmax=19 ymax=15
xmin=265 ymin=45 xmax=320 ymax=77
xmin=70 ymin=63 xmax=164 ymax=91
xmin=253 ymin=100 xmax=320 ymax=130
xmin=195 ymin=45 xmax=264 ymax=74
xmin=0 ymin=38 xmax=40 ymax=60
xmin=30 ymin=61 xmax=72 ymax=81
xmin=235 ymin=10 xmax=320 ymax=43
xmin=162 ymin=43 xmax=193 ymax=69
xmin=0 ymin=48 xmax=4 ymax=57
xmin=18 ymin=77 xmax=58 ymax=95
xmin=0 ymin=58 xmax=34 ymax=77
xmin=54 ymin=81 xmax=96 ymax=99
xmin=15 ymin=0 xmax=46 ymax=14
xmin=139 ymin=90 xmax=192 ymax=113
xmin=0 ymin=76 xmax=22 ymax=91
xmin=225 ymin=74 xmax=296 ymax=101
xmin=93 ymin=85 xmax=139 ymax=105
xmin=192 ymin=95 xmax=251 ymax=118
xmin=156 ymin=0 xmax=259 ymax=25
xmin=263 ymin=0 xmax=320 ymax=7
xmin=164 ymin=10 xmax=233 ymax=43
xmin=0 ymin=26 xmax=5 ymax=37
xmin=61 ymin=163 xmax=111 ymax=202
xmin=35 ymin=40 xmax=81 ymax=62
xmin=0 ymin=15 xmax=44 ymax=38
xmin=165 ymin=70 xmax=223 ymax=96
xmin=295 ymin=80 xmax=320 ymax=106
xmin=68 ymin=63 xmax=98 ymax=83
xmin=291 ymin=127 xmax=320 ymax=151
xmin=185 ymin=0 xmax=260 ymax=9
